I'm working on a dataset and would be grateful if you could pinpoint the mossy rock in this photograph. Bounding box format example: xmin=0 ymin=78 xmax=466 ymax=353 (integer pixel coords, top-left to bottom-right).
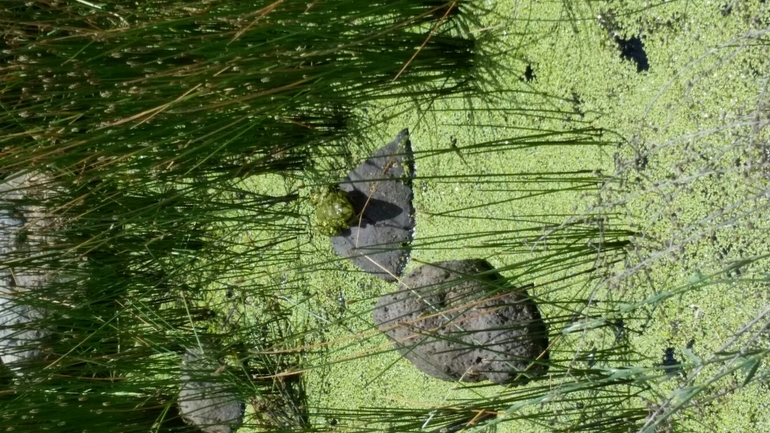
xmin=373 ymin=259 xmax=549 ymax=384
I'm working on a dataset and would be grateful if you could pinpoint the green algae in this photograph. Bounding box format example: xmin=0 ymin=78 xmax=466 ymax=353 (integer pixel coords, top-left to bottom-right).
xmin=221 ymin=1 xmax=770 ymax=432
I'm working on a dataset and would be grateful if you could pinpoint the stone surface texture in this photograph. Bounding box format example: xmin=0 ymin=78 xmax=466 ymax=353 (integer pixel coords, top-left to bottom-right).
xmin=178 ymin=348 xmax=245 ymax=433
xmin=330 ymin=129 xmax=414 ymax=281
xmin=0 ymin=172 xmax=58 ymax=369
xmin=373 ymin=259 xmax=549 ymax=384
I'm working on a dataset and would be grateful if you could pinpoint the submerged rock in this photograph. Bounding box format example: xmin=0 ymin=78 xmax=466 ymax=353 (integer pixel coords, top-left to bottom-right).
xmin=373 ymin=260 xmax=549 ymax=384
xmin=329 ymin=129 xmax=414 ymax=281
xmin=178 ymin=349 xmax=245 ymax=433
xmin=0 ymin=299 xmax=46 ymax=369
xmin=0 ymin=172 xmax=58 ymax=371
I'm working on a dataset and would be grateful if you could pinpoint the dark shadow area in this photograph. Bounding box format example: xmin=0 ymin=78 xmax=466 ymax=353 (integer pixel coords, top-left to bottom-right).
xmin=658 ymin=347 xmax=683 ymax=376
xmin=524 ymin=64 xmax=535 ymax=82
xmin=346 ymin=189 xmax=405 ymax=225
xmin=616 ymin=35 xmax=649 ymax=72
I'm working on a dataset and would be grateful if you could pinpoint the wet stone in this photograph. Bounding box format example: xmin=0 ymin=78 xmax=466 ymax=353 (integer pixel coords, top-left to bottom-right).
xmin=373 ymin=260 xmax=549 ymax=384
xmin=329 ymin=129 xmax=415 ymax=281
xmin=178 ymin=349 xmax=245 ymax=433
xmin=0 ymin=172 xmax=57 ymax=371
xmin=0 ymin=298 xmax=46 ymax=368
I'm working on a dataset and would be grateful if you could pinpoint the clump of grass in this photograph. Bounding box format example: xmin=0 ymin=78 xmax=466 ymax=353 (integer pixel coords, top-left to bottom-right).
xmin=0 ymin=0 xmax=475 ymax=183
xmin=3 ymin=1 xmax=769 ymax=433
xmin=0 ymin=1 xmax=482 ymax=432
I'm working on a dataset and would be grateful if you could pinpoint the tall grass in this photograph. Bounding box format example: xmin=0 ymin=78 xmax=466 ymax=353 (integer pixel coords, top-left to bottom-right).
xmin=0 ymin=1 xmax=478 ymax=431
xmin=1 ymin=0 xmax=475 ymax=181
xmin=1 ymin=0 xmax=769 ymax=432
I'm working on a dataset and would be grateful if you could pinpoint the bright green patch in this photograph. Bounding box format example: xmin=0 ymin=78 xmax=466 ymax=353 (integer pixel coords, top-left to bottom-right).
xmin=230 ymin=1 xmax=770 ymax=432
xmin=309 ymin=186 xmax=356 ymax=237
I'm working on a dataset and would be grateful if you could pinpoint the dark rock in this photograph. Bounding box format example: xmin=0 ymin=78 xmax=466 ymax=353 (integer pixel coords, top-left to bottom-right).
xmin=330 ymin=129 xmax=414 ymax=281
xmin=373 ymin=260 xmax=549 ymax=384
xmin=178 ymin=349 xmax=245 ymax=433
